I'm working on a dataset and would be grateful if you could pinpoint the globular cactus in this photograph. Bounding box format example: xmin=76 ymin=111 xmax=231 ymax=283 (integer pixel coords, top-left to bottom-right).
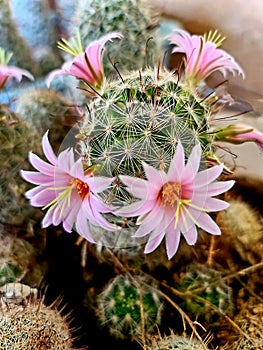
xmin=216 ymin=199 xmax=263 ymax=264
xmin=0 ymin=283 xmax=74 ymax=350
xmin=0 ymin=232 xmax=44 ymax=288
xmin=15 ymin=88 xmax=80 ymax=152
xmin=0 ymin=104 xmax=42 ymax=226
xmin=97 ymin=274 xmax=163 ymax=339
xmin=175 ymin=264 xmax=233 ymax=322
xmin=70 ymin=0 xmax=160 ymax=74
xmin=150 ymin=333 xmax=209 ymax=350
xmin=74 ymin=67 xmax=214 ymax=246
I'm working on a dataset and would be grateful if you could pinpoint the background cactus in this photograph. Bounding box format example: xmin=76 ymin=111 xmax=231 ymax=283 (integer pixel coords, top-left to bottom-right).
xmin=150 ymin=333 xmax=209 ymax=350
xmin=0 ymin=232 xmax=44 ymax=288
xmin=175 ymin=264 xmax=233 ymax=322
xmin=0 ymin=104 xmax=42 ymax=226
xmin=0 ymin=284 xmax=74 ymax=350
xmin=97 ymin=274 xmax=163 ymax=339
xmin=70 ymin=0 xmax=160 ymax=75
xmin=15 ymin=88 xmax=81 ymax=152
xmin=216 ymin=199 xmax=263 ymax=264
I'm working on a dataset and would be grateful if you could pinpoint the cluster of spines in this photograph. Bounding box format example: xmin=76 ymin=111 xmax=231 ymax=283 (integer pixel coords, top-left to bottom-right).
xmin=97 ymin=274 xmax=163 ymax=339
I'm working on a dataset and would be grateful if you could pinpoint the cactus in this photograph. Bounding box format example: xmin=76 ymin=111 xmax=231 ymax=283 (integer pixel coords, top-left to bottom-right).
xmin=216 ymin=199 xmax=263 ymax=264
xmin=0 ymin=232 xmax=44 ymax=288
xmin=0 ymin=284 xmax=74 ymax=350
xmin=0 ymin=0 xmax=39 ymax=76
xmin=0 ymin=104 xmax=42 ymax=226
xmin=70 ymin=0 xmax=160 ymax=75
xmin=72 ymin=66 xmax=214 ymax=247
xmin=175 ymin=264 xmax=233 ymax=322
xmin=150 ymin=333 xmax=208 ymax=350
xmin=15 ymin=88 xmax=80 ymax=152
xmin=97 ymin=274 xmax=163 ymax=339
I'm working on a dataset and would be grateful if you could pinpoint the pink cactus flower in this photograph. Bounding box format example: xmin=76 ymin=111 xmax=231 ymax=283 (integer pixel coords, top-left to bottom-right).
xmin=21 ymin=131 xmax=119 ymax=242
xmin=46 ymin=32 xmax=123 ymax=90
xmin=116 ymin=142 xmax=234 ymax=259
xmin=214 ymin=123 xmax=263 ymax=151
xmin=0 ymin=48 xmax=33 ymax=89
xmin=167 ymin=29 xmax=244 ymax=85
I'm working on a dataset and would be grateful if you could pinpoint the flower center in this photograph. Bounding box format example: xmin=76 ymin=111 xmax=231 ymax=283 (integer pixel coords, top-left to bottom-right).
xmin=161 ymin=182 xmax=181 ymax=208
xmin=74 ymin=178 xmax=90 ymax=200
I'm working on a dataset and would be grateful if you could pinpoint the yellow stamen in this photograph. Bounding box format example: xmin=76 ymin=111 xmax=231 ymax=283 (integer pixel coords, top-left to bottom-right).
xmin=203 ymin=29 xmax=226 ymax=47
xmin=57 ymin=30 xmax=83 ymax=56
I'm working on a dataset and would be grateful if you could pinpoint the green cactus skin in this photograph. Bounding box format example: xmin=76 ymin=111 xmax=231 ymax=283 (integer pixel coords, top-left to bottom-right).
xmin=97 ymin=274 xmax=163 ymax=339
xmin=70 ymin=0 xmax=159 ymax=74
xmin=0 ymin=288 xmax=74 ymax=350
xmin=176 ymin=264 xmax=233 ymax=322
xmin=15 ymin=88 xmax=80 ymax=152
xmin=0 ymin=0 xmax=39 ymax=76
xmin=150 ymin=333 xmax=208 ymax=350
xmin=0 ymin=104 xmax=42 ymax=226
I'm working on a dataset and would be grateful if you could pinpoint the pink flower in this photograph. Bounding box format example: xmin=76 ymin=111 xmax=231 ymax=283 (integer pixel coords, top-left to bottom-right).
xmin=116 ymin=142 xmax=234 ymax=259
xmin=214 ymin=123 xmax=263 ymax=151
xmin=46 ymin=32 xmax=123 ymax=89
xmin=167 ymin=29 xmax=244 ymax=85
xmin=20 ymin=131 xmax=118 ymax=242
xmin=0 ymin=64 xmax=34 ymax=89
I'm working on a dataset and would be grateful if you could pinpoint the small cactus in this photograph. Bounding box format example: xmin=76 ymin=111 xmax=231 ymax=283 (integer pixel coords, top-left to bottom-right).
xmin=0 ymin=232 xmax=44 ymax=288
xmin=175 ymin=264 xmax=233 ymax=322
xmin=150 ymin=333 xmax=209 ymax=350
xmin=97 ymin=274 xmax=163 ymax=339
xmin=216 ymin=199 xmax=263 ymax=264
xmin=70 ymin=0 xmax=160 ymax=74
xmin=15 ymin=88 xmax=80 ymax=152
xmin=0 ymin=104 xmax=42 ymax=225
xmin=0 ymin=283 xmax=74 ymax=350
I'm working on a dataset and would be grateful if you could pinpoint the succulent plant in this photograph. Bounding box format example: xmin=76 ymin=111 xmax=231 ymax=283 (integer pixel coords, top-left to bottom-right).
xmin=97 ymin=274 xmax=163 ymax=339
xmin=0 ymin=104 xmax=42 ymax=226
xmin=150 ymin=333 xmax=208 ymax=350
xmin=175 ymin=264 xmax=233 ymax=322
xmin=15 ymin=88 xmax=80 ymax=152
xmin=0 ymin=284 xmax=74 ymax=350
xmin=70 ymin=0 xmax=160 ymax=75
xmin=216 ymin=199 xmax=263 ymax=264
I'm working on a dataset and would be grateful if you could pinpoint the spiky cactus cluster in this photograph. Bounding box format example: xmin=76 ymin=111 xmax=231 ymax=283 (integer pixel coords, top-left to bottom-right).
xmin=176 ymin=264 xmax=233 ymax=321
xmin=150 ymin=334 xmax=208 ymax=350
xmin=79 ymin=68 xmax=213 ymax=190
xmin=97 ymin=274 xmax=162 ymax=339
xmin=0 ymin=285 xmax=74 ymax=350
xmin=216 ymin=199 xmax=263 ymax=264
xmin=71 ymin=0 xmax=159 ymax=74
xmin=0 ymin=105 xmax=41 ymax=225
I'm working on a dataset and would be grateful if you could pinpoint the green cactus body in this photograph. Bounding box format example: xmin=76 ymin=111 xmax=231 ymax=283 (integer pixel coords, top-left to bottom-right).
xmin=71 ymin=0 xmax=159 ymax=74
xmin=0 ymin=105 xmax=42 ymax=225
xmin=176 ymin=265 xmax=232 ymax=322
xmin=0 ymin=286 xmax=74 ymax=350
xmin=97 ymin=274 xmax=162 ymax=339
